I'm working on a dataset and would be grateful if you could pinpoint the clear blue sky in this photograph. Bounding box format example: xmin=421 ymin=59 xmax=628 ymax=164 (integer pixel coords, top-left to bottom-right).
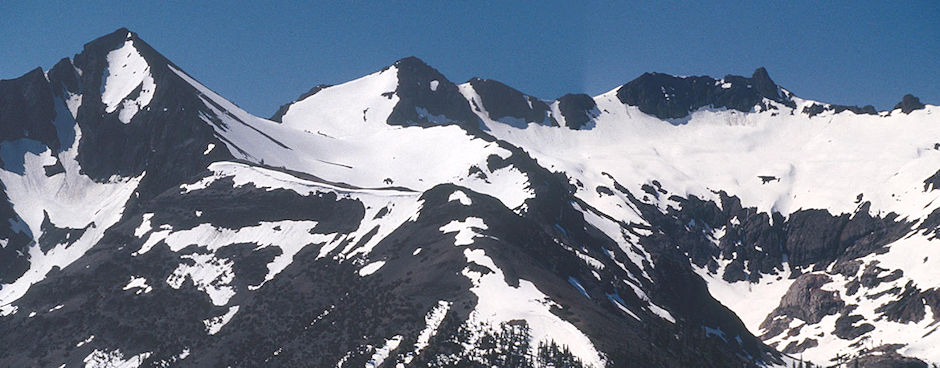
xmin=1 ymin=1 xmax=937 ymax=116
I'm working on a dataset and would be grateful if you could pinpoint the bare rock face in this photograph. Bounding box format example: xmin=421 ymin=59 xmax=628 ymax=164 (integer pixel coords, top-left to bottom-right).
xmin=760 ymin=274 xmax=844 ymax=340
xmin=783 ymin=210 xmax=848 ymax=267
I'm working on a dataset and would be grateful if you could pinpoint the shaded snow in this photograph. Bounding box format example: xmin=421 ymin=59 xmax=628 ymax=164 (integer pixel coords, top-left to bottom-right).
xmin=0 ymin=122 xmax=142 ymax=310
xmin=694 ymin=263 xmax=794 ymax=331
xmin=568 ymin=276 xmax=590 ymax=299
xmin=364 ymin=335 xmax=402 ymax=368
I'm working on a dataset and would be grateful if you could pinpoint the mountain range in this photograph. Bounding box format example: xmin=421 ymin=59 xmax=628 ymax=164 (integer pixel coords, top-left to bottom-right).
xmin=0 ymin=28 xmax=937 ymax=368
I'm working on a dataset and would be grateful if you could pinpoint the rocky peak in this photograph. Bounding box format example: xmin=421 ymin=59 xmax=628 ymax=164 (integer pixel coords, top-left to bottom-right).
xmin=80 ymin=27 xmax=135 ymax=54
xmin=750 ymin=67 xmax=782 ymax=100
xmin=392 ymin=56 xmax=435 ymax=73
xmin=386 ymin=57 xmax=481 ymax=130
xmin=555 ymin=93 xmax=598 ymax=130
xmin=615 ymin=68 xmax=795 ymax=120
xmin=467 ymin=77 xmax=552 ymax=126
xmin=893 ymin=94 xmax=926 ymax=114
xmin=37 ymin=28 xmax=233 ymax=200
xmin=46 ymin=58 xmax=80 ymax=97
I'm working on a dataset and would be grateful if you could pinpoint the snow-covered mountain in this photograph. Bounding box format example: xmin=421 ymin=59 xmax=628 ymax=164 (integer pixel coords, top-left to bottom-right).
xmin=0 ymin=28 xmax=936 ymax=368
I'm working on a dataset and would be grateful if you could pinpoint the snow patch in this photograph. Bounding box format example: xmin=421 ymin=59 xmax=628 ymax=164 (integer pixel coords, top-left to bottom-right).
xmin=203 ymin=305 xmax=239 ymax=335
xmin=166 ymin=253 xmax=235 ymax=306
xmin=410 ymin=301 xmax=451 ymax=360
xmin=358 ymin=260 xmax=386 ymax=276
xmin=122 ymin=276 xmax=152 ymax=294
xmin=84 ymin=348 xmax=151 ymax=368
xmin=133 ymin=214 xmax=153 ymax=238
xmin=439 ymin=217 xmax=488 ymax=246
xmin=365 ymin=335 xmax=402 ymax=368
xmin=101 ymin=38 xmax=155 ymax=124
xmin=448 ymin=190 xmax=472 ymax=205
xmin=76 ymin=335 xmax=95 ymax=347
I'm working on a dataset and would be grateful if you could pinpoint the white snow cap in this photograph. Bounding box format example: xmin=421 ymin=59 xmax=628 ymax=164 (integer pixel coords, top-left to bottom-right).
xmin=101 ymin=34 xmax=156 ymax=124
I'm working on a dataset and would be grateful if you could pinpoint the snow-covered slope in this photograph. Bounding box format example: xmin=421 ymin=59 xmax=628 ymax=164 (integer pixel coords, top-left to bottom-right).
xmin=173 ymin=62 xmax=533 ymax=210
xmin=459 ymin=72 xmax=940 ymax=366
xmin=464 ymin=83 xmax=939 ymax=221
xmin=0 ymin=28 xmax=936 ymax=368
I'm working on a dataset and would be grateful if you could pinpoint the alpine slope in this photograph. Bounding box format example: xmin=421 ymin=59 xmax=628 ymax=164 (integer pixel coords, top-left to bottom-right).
xmin=0 ymin=28 xmax=937 ymax=368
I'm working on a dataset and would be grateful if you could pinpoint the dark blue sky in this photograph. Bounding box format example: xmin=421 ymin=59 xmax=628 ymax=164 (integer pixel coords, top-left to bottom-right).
xmin=1 ymin=1 xmax=937 ymax=116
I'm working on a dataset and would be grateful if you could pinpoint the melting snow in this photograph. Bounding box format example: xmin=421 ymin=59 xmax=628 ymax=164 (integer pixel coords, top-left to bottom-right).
xmin=439 ymin=217 xmax=487 ymax=246
xmin=122 ymin=276 xmax=152 ymax=294
xmin=166 ymin=253 xmax=235 ymax=306
xmin=364 ymin=335 xmax=402 ymax=368
xmin=411 ymin=301 xmax=451 ymax=358
xmin=203 ymin=305 xmax=239 ymax=335
xmin=358 ymin=260 xmax=386 ymax=276
xmin=760 ymin=232 xmax=940 ymax=365
xmin=83 ymin=349 xmax=151 ymax=368
xmin=76 ymin=335 xmax=95 ymax=347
